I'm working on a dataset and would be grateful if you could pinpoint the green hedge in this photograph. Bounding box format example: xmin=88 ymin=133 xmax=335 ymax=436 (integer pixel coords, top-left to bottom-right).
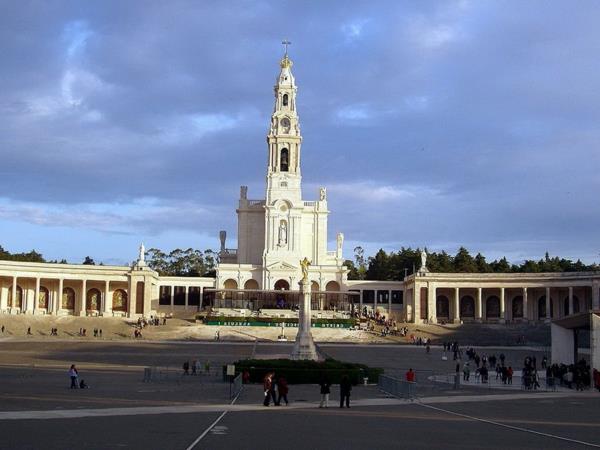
xmin=200 ymin=315 xmax=357 ymax=327
xmin=226 ymin=358 xmax=383 ymax=384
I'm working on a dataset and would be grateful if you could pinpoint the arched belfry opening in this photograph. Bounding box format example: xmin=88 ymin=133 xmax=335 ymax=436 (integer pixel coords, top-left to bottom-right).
xmin=280 ymin=148 xmax=289 ymax=172
xmin=282 ymin=94 xmax=288 ymax=106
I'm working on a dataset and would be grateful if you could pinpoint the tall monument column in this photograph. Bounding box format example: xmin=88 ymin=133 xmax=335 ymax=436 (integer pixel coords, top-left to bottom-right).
xmin=291 ymin=258 xmax=319 ymax=360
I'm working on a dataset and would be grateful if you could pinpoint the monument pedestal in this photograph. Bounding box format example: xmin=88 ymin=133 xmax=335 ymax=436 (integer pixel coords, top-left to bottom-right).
xmin=291 ymin=279 xmax=319 ymax=361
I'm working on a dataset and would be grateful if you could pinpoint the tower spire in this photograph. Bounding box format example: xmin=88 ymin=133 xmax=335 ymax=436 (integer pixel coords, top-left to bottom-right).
xmin=282 ymin=39 xmax=291 ymax=56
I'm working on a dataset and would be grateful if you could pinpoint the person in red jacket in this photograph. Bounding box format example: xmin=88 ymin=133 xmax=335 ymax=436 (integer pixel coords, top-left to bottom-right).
xmin=277 ymin=376 xmax=289 ymax=405
xmin=406 ymin=368 xmax=416 ymax=382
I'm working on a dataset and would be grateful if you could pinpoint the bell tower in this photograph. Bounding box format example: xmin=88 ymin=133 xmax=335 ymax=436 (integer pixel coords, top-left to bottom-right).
xmin=265 ymin=44 xmax=302 ymax=205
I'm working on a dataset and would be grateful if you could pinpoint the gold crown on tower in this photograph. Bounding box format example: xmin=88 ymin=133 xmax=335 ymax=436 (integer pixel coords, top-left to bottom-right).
xmin=280 ymin=54 xmax=293 ymax=69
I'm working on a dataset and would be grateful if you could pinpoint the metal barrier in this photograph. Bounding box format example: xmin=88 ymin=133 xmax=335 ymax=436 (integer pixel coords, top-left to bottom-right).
xmin=378 ymin=374 xmax=417 ymax=400
xmin=230 ymin=373 xmax=243 ymax=399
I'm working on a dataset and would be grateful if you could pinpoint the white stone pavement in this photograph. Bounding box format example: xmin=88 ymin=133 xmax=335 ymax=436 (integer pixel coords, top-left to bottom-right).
xmin=0 ymin=391 xmax=584 ymax=421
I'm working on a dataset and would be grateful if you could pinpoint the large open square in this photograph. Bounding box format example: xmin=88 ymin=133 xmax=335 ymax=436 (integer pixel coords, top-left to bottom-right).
xmin=0 ymin=335 xmax=598 ymax=449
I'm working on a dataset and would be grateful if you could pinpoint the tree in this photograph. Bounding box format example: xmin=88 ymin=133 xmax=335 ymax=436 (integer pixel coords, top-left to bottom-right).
xmin=344 ymin=259 xmax=360 ymax=280
xmin=353 ymin=246 xmax=367 ymax=280
xmin=366 ymin=249 xmax=391 ymax=280
xmin=82 ymin=256 xmax=95 ymax=265
xmin=453 ymin=247 xmax=477 ymax=272
xmin=490 ymin=257 xmax=511 ymax=273
xmin=474 ymin=253 xmax=490 ymax=273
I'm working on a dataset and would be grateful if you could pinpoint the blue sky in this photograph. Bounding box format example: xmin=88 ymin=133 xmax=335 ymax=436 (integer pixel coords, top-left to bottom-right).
xmin=0 ymin=0 xmax=599 ymax=265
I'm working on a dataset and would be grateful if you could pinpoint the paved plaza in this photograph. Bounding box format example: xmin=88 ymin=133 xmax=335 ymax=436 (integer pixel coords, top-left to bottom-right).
xmin=0 ymin=339 xmax=597 ymax=449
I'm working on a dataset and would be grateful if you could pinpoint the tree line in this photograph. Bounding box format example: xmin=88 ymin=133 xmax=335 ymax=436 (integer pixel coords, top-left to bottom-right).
xmin=0 ymin=244 xmax=217 ymax=276
xmin=344 ymin=246 xmax=600 ymax=281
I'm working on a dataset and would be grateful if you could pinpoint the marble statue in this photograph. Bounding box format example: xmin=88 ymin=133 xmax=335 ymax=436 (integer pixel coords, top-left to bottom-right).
xmin=278 ymin=220 xmax=287 ymax=245
xmin=336 ymin=232 xmax=344 ymax=254
xmin=420 ymin=249 xmax=427 ymax=270
xmin=240 ymin=185 xmax=247 ymax=199
xmin=319 ymin=187 xmax=326 ymax=201
xmin=138 ymin=242 xmax=145 ymax=263
xmin=219 ymin=230 xmax=227 ymax=253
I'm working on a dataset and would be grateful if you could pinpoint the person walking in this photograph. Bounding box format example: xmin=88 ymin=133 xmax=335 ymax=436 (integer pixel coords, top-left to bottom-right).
xmin=68 ymin=364 xmax=79 ymax=389
xmin=277 ymin=375 xmax=289 ymax=406
xmin=263 ymin=372 xmax=274 ymax=406
xmin=339 ymin=374 xmax=352 ymax=408
xmin=463 ymin=362 xmax=470 ymax=381
xmin=319 ymin=375 xmax=331 ymax=408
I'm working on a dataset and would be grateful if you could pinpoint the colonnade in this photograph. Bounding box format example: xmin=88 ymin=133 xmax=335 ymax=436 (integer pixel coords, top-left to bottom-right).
xmin=0 ymin=275 xmax=131 ymax=317
xmin=409 ymin=281 xmax=600 ymax=324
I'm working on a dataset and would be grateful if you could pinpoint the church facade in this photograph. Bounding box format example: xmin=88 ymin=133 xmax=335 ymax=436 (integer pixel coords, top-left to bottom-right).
xmin=0 ymin=51 xmax=598 ymax=324
xmin=216 ymin=52 xmax=347 ymax=294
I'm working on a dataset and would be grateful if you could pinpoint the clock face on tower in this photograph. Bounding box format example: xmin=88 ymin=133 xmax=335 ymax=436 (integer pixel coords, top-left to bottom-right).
xmin=280 ymin=117 xmax=291 ymax=133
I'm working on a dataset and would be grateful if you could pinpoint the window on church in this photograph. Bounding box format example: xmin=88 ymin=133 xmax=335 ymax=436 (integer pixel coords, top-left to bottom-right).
xmin=282 ymin=94 xmax=288 ymax=106
xmin=280 ymin=148 xmax=289 ymax=172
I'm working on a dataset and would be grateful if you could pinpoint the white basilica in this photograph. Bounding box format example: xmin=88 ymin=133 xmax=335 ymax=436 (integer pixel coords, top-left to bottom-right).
xmin=216 ymin=51 xmax=347 ymax=293
xmin=0 ymin=50 xmax=598 ymax=324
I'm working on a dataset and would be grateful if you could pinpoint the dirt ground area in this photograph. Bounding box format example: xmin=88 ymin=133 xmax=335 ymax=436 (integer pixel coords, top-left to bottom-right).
xmin=0 ymin=314 xmax=550 ymax=346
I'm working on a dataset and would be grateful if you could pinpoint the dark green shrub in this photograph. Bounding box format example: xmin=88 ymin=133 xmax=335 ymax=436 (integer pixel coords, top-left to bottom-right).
xmin=225 ymin=358 xmax=383 ymax=384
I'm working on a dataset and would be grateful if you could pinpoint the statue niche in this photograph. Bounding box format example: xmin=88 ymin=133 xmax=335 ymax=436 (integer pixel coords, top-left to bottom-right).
xmin=278 ymin=220 xmax=288 ymax=246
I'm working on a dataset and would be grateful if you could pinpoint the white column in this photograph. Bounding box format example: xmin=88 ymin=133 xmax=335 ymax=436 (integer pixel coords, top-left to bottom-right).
xmin=0 ymin=285 xmax=7 ymax=311
xmin=80 ymin=279 xmax=87 ymax=316
xmin=170 ymin=285 xmax=175 ymax=310
xmin=523 ymin=287 xmax=528 ymax=320
xmin=568 ymin=287 xmax=574 ymax=316
xmin=593 ymin=281 xmax=600 ymax=310
xmin=427 ymin=284 xmax=436 ymax=323
xmin=34 ymin=278 xmax=40 ymax=314
xmin=12 ymin=276 xmax=17 ymax=311
xmin=103 ymin=280 xmax=111 ymax=316
xmin=56 ymin=278 xmax=63 ymax=314
xmin=413 ymin=285 xmax=421 ymax=324
xmin=453 ymin=287 xmax=460 ymax=323
xmin=475 ymin=287 xmax=482 ymax=322
xmin=359 ymin=290 xmax=363 ymax=312
xmin=185 ymin=286 xmax=189 ymax=310
xmin=199 ymin=287 xmax=204 ymax=311
xmin=388 ymin=289 xmax=392 ymax=315
xmin=545 ymin=287 xmax=551 ymax=320
xmin=500 ymin=287 xmax=506 ymax=323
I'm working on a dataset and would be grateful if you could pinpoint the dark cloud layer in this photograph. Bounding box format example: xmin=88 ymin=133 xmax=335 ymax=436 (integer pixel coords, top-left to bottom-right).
xmin=0 ymin=0 xmax=599 ymax=263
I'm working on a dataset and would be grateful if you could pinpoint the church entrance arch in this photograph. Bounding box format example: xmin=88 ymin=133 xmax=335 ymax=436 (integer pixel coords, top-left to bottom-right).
xmin=537 ymin=295 xmax=553 ymax=319
xmin=274 ymin=279 xmax=289 ymax=291
xmin=486 ymin=296 xmax=500 ymax=318
xmin=38 ymin=286 xmax=49 ymax=310
xmin=436 ymin=295 xmax=449 ymax=319
xmin=62 ymin=287 xmax=75 ymax=311
xmin=8 ymin=285 xmax=23 ymax=309
xmin=325 ymin=281 xmax=340 ymax=292
xmin=112 ymin=289 xmax=128 ymax=312
xmin=460 ymin=295 xmax=475 ymax=318
xmin=244 ymin=279 xmax=259 ymax=290
xmin=512 ymin=296 xmax=524 ymax=319
xmin=223 ymin=279 xmax=238 ymax=290
xmin=87 ymin=288 xmax=101 ymax=311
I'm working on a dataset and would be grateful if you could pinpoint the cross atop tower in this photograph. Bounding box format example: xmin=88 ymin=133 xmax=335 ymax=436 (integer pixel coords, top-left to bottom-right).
xmin=282 ymin=39 xmax=291 ymax=56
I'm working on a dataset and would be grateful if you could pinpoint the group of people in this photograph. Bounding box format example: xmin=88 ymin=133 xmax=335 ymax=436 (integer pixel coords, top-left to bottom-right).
xmin=137 ymin=316 xmax=167 ymax=327
xmin=261 ymin=372 xmax=353 ymax=408
xmin=182 ymin=360 xmax=211 ymax=376
xmin=546 ymin=359 xmax=591 ymax=390
xmin=68 ymin=364 xmax=89 ymax=389
xmin=262 ymin=372 xmax=290 ymax=406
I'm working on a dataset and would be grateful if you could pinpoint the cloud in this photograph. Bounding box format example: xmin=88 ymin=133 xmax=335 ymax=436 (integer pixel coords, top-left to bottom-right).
xmin=341 ymin=19 xmax=370 ymax=42
xmin=0 ymin=1 xmax=599 ymax=264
